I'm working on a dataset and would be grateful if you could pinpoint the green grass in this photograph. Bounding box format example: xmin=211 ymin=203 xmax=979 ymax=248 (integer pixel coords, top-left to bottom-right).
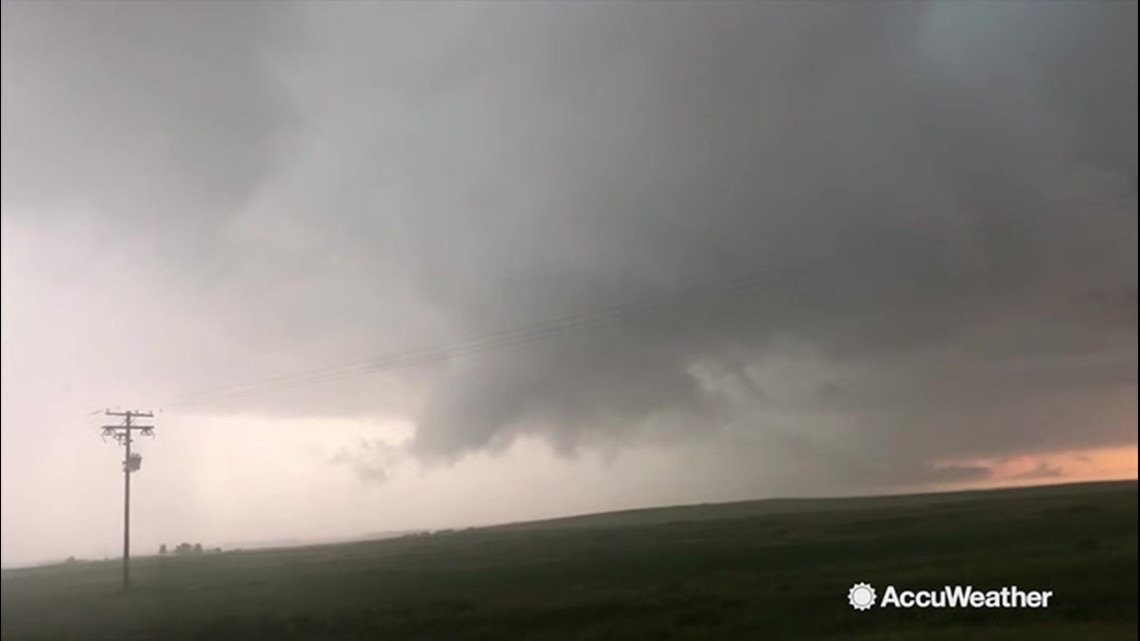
xmin=2 ymin=480 xmax=1136 ymax=640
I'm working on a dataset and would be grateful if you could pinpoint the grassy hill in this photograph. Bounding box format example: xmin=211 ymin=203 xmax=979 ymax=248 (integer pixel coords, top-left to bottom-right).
xmin=2 ymin=480 xmax=1136 ymax=640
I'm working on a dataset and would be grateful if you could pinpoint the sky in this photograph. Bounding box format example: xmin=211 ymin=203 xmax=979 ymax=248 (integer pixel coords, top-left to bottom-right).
xmin=1 ymin=0 xmax=1136 ymax=566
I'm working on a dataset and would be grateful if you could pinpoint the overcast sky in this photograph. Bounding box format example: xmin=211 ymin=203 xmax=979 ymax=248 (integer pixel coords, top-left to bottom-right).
xmin=1 ymin=0 xmax=1136 ymax=566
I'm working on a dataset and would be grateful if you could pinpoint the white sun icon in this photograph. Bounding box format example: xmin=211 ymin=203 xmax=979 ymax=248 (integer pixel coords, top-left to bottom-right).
xmin=848 ymin=582 xmax=876 ymax=611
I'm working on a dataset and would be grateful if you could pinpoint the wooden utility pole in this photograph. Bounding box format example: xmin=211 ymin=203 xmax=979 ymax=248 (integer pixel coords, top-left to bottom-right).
xmin=101 ymin=410 xmax=154 ymax=592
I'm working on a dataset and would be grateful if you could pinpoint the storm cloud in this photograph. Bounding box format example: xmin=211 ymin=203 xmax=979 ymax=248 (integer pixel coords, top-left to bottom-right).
xmin=3 ymin=0 xmax=1136 ymax=492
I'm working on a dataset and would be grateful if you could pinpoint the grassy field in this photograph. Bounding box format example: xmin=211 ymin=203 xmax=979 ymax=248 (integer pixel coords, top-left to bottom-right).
xmin=2 ymin=480 xmax=1136 ymax=640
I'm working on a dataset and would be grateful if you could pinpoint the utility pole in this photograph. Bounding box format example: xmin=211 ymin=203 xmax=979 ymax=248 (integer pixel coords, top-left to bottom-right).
xmin=101 ymin=410 xmax=155 ymax=592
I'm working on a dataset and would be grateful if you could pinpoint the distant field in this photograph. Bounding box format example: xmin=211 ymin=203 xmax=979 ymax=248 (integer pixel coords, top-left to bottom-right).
xmin=3 ymin=480 xmax=1136 ymax=640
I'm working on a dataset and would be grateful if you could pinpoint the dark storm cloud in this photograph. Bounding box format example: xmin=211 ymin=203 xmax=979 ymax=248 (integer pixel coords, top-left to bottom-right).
xmin=1 ymin=0 xmax=296 ymax=254
xmin=3 ymin=1 xmax=1136 ymax=487
xmin=383 ymin=0 xmax=1137 ymax=466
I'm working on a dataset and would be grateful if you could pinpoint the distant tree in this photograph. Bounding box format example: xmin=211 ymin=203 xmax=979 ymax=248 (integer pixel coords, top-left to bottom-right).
xmin=193 ymin=543 xmax=203 ymax=554
xmin=176 ymin=542 xmax=192 ymax=555
xmin=159 ymin=544 xmax=167 ymax=556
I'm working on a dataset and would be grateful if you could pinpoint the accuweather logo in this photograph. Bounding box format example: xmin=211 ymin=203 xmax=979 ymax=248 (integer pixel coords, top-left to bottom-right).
xmin=848 ymin=583 xmax=877 ymax=611
xmin=847 ymin=583 xmax=1054 ymax=611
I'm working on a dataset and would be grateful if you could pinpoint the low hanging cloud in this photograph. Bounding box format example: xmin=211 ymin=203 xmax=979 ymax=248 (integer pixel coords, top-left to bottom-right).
xmin=2 ymin=1 xmax=1136 ymax=491
xmin=327 ymin=439 xmax=407 ymax=485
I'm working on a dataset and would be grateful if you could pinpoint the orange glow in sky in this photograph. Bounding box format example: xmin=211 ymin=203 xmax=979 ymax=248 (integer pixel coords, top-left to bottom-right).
xmin=937 ymin=445 xmax=1138 ymax=492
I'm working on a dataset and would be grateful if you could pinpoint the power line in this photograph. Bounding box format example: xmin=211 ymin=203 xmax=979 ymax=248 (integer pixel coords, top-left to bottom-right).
xmin=157 ymin=236 xmax=1026 ymax=414
xmin=159 ymin=258 xmax=827 ymax=412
